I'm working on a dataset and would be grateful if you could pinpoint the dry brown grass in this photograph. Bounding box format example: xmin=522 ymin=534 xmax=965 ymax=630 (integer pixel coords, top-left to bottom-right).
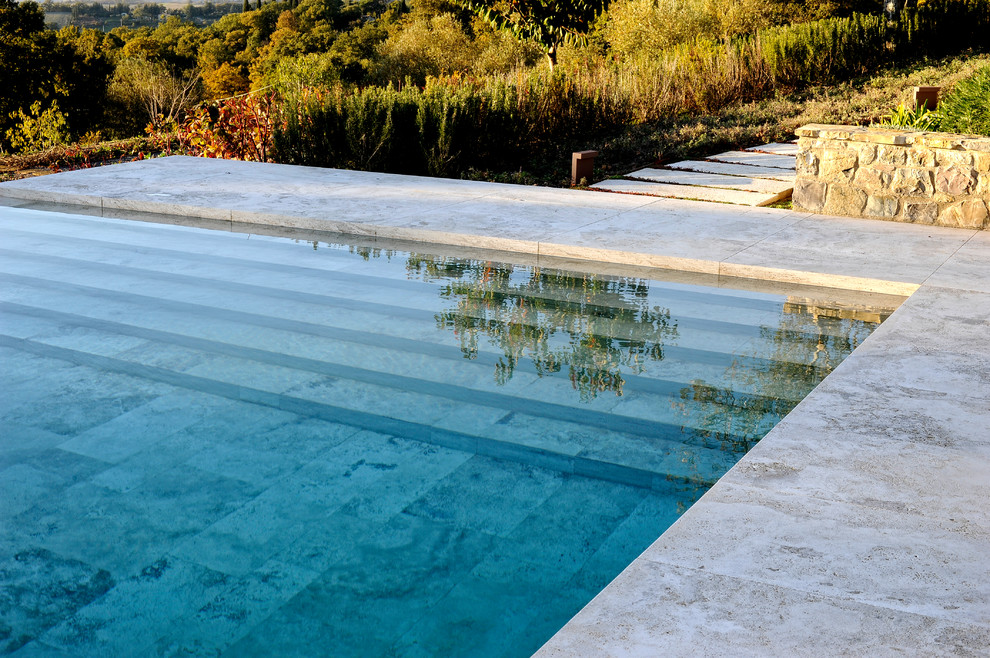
xmin=587 ymin=52 xmax=990 ymax=181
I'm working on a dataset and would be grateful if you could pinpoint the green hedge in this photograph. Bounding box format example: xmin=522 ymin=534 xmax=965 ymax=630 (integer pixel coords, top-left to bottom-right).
xmin=939 ymin=65 xmax=990 ymax=136
xmin=273 ymin=73 xmax=629 ymax=176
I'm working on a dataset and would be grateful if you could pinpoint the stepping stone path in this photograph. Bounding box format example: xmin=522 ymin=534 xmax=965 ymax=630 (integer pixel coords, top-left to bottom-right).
xmin=591 ymin=142 xmax=797 ymax=207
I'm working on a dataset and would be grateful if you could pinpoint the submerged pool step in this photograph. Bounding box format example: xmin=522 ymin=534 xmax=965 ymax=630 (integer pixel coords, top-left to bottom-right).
xmin=0 ymin=332 xmax=726 ymax=491
xmin=0 ymin=275 xmax=806 ymax=424
xmin=0 ymin=227 xmax=872 ymax=342
xmin=0 ymin=213 xmax=790 ymax=315
xmin=0 ymin=302 xmax=768 ymax=460
xmin=0 ymin=271 xmax=818 ymax=408
xmin=0 ymin=248 xmax=859 ymax=377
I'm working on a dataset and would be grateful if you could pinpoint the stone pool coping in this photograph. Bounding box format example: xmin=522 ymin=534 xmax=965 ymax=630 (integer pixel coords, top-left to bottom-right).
xmin=2 ymin=156 xmax=988 ymax=655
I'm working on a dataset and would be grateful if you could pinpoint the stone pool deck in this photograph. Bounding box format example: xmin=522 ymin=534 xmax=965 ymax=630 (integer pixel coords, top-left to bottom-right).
xmin=2 ymin=156 xmax=988 ymax=655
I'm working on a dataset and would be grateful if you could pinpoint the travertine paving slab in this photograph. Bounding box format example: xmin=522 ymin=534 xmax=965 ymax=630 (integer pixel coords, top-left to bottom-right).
xmin=924 ymin=230 xmax=990 ymax=293
xmin=666 ymin=159 xmax=796 ymax=181
xmin=538 ymin=557 xmax=990 ymax=656
xmin=627 ymin=167 xmax=793 ymax=194
xmin=746 ymin=142 xmax=800 ymax=155
xmin=723 ymin=212 xmax=973 ymax=285
xmin=706 ymin=150 xmax=797 ymax=170
xmin=732 ymin=388 xmax=990 ymax=525
xmin=589 ymin=179 xmax=783 ymax=206
xmin=540 ymin=201 xmax=802 ymax=270
xmin=645 ymin=480 xmax=990 ymax=624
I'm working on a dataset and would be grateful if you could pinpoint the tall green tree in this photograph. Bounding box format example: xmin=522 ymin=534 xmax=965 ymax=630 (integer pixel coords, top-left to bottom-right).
xmin=0 ymin=1 xmax=112 ymax=151
xmin=453 ymin=0 xmax=608 ymax=67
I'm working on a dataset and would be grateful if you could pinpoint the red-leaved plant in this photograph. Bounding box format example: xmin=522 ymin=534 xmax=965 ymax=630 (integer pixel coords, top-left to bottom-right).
xmin=152 ymin=92 xmax=281 ymax=162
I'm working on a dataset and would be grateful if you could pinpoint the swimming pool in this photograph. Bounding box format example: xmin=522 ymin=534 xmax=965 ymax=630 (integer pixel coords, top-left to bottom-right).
xmin=0 ymin=207 xmax=900 ymax=656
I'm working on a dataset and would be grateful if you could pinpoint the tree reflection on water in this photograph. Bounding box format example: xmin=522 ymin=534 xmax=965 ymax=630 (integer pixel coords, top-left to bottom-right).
xmin=675 ymin=299 xmax=891 ymax=453
xmin=405 ymin=254 xmax=680 ymax=402
xmin=404 ymin=252 xmax=892 ymax=456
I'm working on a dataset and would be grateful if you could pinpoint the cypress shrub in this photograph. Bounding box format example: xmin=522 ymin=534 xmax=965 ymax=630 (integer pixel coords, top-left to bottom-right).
xmin=758 ymin=13 xmax=891 ymax=86
xmin=273 ymin=72 xmax=628 ymax=177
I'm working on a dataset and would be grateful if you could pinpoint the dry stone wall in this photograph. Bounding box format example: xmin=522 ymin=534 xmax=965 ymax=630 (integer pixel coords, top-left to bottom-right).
xmin=793 ymin=124 xmax=990 ymax=229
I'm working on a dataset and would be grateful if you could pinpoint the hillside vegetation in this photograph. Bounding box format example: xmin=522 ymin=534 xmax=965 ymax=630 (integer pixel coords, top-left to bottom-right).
xmin=1 ymin=0 xmax=988 ymax=184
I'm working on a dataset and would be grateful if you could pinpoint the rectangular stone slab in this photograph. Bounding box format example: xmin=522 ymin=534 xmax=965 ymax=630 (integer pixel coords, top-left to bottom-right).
xmin=590 ymin=179 xmax=787 ymax=206
xmin=707 ymin=151 xmax=797 ymax=170
xmin=745 ymin=142 xmax=799 ymax=155
xmin=628 ymin=168 xmax=793 ymax=194
xmin=666 ymin=160 xmax=795 ymax=181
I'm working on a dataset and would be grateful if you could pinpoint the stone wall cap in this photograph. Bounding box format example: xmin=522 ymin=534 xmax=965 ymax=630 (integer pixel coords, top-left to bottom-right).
xmin=795 ymin=124 xmax=990 ymax=150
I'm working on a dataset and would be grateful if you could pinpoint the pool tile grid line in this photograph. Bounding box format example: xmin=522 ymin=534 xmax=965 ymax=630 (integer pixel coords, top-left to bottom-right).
xmin=2 ymin=158 xmax=990 ymax=655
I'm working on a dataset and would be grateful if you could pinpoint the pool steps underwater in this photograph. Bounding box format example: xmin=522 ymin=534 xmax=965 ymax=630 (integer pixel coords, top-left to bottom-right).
xmin=0 ymin=212 xmax=853 ymax=492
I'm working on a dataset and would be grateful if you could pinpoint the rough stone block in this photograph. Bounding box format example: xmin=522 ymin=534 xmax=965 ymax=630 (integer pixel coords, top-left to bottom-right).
xmin=907 ymin=148 xmax=936 ymax=168
xmin=823 ymin=185 xmax=867 ymax=216
xmin=938 ymin=199 xmax=990 ymax=229
xmin=793 ymin=123 xmax=988 ymax=228
xmin=865 ymin=195 xmax=899 ymax=218
xmin=795 ymin=126 xmax=827 ymax=138
xmin=935 ymin=150 xmax=975 ymax=168
xmin=891 ymin=168 xmax=934 ymax=196
xmin=959 ymin=138 xmax=990 ymax=153
xmin=857 ymin=129 xmax=913 ymax=145
xmin=793 ymin=178 xmax=826 ymax=212
xmin=935 ymin=166 xmax=976 ymax=195
xmin=917 ymin=135 xmax=966 ymax=150
xmin=903 ymin=201 xmax=938 ymax=224
xmin=854 ymin=167 xmax=889 ymax=192
xmin=821 ymin=149 xmax=857 ymax=180
xmin=796 ymin=151 xmax=819 ymax=176
xmin=814 ymin=126 xmax=857 ymax=140
xmin=877 ymin=145 xmax=908 ymax=166
xmin=858 ymin=144 xmax=878 ymax=166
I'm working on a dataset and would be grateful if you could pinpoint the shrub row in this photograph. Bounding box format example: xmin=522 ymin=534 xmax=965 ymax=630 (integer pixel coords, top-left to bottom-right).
xmin=272 ymin=73 xmax=630 ymax=177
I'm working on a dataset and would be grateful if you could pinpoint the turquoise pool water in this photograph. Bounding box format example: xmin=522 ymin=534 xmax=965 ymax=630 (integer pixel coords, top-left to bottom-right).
xmin=0 ymin=207 xmax=898 ymax=656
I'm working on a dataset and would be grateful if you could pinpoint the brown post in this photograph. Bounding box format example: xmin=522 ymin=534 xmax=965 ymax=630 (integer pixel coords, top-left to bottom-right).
xmin=571 ymin=150 xmax=598 ymax=186
xmin=914 ymin=86 xmax=941 ymax=111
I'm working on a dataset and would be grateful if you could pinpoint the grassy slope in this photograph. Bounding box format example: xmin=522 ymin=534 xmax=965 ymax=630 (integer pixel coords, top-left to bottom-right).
xmin=581 ymin=51 xmax=990 ymax=185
